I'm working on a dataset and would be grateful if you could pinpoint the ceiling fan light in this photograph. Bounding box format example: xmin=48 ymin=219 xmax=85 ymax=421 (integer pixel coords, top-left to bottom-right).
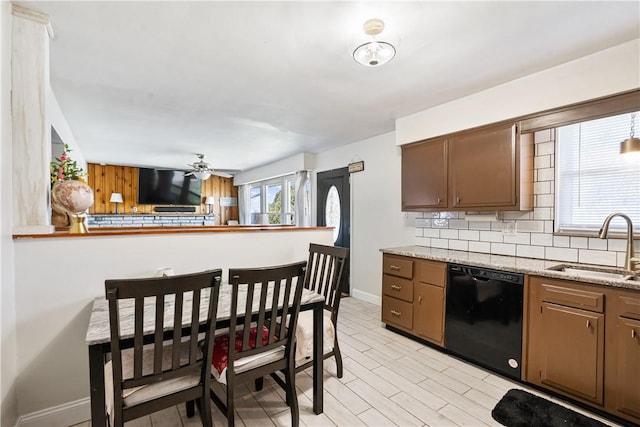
xmin=353 ymin=40 xmax=396 ymax=67
xmin=193 ymin=170 xmax=212 ymax=180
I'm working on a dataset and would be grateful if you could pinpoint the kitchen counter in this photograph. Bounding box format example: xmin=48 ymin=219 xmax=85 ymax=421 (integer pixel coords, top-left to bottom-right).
xmin=381 ymin=246 xmax=640 ymax=291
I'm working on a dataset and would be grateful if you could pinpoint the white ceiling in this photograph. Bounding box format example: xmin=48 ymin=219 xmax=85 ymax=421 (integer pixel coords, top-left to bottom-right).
xmin=23 ymin=1 xmax=640 ymax=173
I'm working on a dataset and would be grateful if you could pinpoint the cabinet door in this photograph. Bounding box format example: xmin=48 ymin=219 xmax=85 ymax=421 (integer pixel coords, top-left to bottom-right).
xmin=539 ymin=302 xmax=604 ymax=405
xmin=449 ymin=124 xmax=516 ymax=208
xmin=401 ymin=138 xmax=447 ymax=210
xmin=614 ymin=317 xmax=640 ymax=419
xmin=413 ymin=282 xmax=444 ymax=346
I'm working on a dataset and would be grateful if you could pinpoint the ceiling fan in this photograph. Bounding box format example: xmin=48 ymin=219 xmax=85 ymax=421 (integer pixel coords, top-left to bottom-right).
xmin=185 ymin=154 xmax=238 ymax=180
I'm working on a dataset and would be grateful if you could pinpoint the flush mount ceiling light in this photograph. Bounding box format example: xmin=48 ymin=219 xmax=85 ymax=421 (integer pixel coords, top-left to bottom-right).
xmin=353 ymin=18 xmax=396 ymax=67
xmin=620 ymin=112 xmax=640 ymax=155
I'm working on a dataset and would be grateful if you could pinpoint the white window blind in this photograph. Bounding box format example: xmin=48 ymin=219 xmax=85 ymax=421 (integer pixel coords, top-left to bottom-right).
xmin=556 ymin=111 xmax=640 ymax=234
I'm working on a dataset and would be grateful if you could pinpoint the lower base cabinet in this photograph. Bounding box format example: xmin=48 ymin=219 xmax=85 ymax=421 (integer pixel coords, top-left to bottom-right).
xmin=528 ymin=276 xmax=640 ymax=426
xmin=413 ymin=282 xmax=444 ymax=346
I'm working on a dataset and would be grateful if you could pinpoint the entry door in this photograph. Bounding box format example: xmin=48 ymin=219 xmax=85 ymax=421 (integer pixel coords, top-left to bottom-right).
xmin=317 ymin=167 xmax=350 ymax=294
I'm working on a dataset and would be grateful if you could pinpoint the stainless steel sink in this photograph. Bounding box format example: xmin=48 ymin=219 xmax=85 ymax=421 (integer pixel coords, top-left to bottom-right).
xmin=547 ymin=264 xmax=640 ymax=281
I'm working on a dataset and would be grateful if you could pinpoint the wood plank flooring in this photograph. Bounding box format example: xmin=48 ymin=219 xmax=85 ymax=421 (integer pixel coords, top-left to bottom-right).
xmin=72 ymin=297 xmax=620 ymax=426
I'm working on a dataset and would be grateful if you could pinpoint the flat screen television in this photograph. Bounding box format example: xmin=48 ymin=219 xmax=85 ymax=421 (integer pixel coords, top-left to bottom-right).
xmin=137 ymin=168 xmax=202 ymax=205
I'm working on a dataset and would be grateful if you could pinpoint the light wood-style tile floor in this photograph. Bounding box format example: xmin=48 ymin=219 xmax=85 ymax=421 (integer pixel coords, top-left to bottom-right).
xmin=72 ymin=297 xmax=621 ymax=426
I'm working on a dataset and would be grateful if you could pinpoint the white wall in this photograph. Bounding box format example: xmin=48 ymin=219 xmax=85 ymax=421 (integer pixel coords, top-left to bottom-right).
xmin=13 ymin=229 xmax=332 ymax=425
xmin=314 ymin=132 xmax=415 ymax=303
xmin=397 ymin=38 xmax=640 ymax=145
xmin=234 ymin=152 xmax=316 ymax=185
xmin=48 ymin=88 xmax=87 ymax=171
xmin=0 ymin=1 xmax=18 ymax=426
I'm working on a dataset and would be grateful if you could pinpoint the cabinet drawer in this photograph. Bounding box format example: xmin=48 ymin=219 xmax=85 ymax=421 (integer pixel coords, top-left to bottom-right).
xmin=382 ymin=296 xmax=413 ymax=330
xmin=383 ymin=256 xmax=413 ymax=279
xmin=382 ymin=275 xmax=413 ymax=302
xmin=415 ymin=259 xmax=446 ymax=287
xmin=539 ymin=281 xmax=604 ymax=313
xmin=616 ymin=294 xmax=640 ymax=321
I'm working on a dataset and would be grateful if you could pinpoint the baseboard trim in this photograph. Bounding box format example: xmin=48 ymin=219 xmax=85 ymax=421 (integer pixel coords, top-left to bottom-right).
xmin=16 ymin=397 xmax=90 ymax=427
xmin=351 ymin=289 xmax=381 ymax=306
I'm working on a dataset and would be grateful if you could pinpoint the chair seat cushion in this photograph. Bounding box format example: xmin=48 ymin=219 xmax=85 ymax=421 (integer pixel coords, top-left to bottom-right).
xmin=295 ymin=309 xmax=334 ymax=361
xmin=211 ymin=326 xmax=284 ymax=385
xmin=105 ymin=341 xmax=201 ymax=425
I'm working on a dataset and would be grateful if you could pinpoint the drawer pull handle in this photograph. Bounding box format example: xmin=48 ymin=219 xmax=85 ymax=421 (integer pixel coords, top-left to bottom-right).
xmin=586 ymin=320 xmax=591 ymax=328
xmin=390 ymin=310 xmax=402 ymax=317
xmin=418 ymin=295 xmax=423 ymax=303
xmin=456 ymin=196 xmax=461 ymax=203
xmin=437 ymin=197 xmax=441 ymax=204
xmin=389 ymin=265 xmax=401 ymax=271
xmin=391 ymin=284 xmax=402 ymax=291
xmin=633 ymin=329 xmax=637 ymax=339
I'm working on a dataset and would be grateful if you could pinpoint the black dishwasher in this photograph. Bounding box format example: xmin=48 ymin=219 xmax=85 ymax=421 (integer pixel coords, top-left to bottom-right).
xmin=444 ymin=263 xmax=524 ymax=380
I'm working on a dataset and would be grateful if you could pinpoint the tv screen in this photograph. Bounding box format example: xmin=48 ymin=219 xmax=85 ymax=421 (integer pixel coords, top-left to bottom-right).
xmin=137 ymin=168 xmax=202 ymax=205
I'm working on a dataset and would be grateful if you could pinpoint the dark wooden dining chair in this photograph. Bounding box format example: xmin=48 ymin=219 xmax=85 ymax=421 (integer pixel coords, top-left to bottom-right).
xmin=208 ymin=261 xmax=307 ymax=427
xmin=104 ymin=269 xmax=222 ymax=427
xmin=295 ymin=243 xmax=349 ymax=377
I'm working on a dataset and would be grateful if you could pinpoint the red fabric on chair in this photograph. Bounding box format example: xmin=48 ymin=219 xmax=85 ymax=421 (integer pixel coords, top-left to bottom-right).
xmin=212 ymin=326 xmax=271 ymax=376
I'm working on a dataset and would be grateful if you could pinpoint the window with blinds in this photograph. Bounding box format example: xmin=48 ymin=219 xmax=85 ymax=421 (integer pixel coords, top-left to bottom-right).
xmin=556 ymin=111 xmax=640 ymax=235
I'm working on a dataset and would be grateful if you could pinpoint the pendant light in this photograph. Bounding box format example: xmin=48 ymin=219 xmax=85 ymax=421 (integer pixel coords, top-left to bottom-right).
xmin=620 ymin=112 xmax=640 ymax=155
xmin=352 ymin=18 xmax=396 ymax=67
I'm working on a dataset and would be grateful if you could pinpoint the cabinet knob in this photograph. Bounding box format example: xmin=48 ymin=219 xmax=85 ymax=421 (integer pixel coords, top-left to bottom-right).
xmin=633 ymin=329 xmax=637 ymax=339
xmin=391 ymin=284 xmax=402 ymax=291
xmin=437 ymin=197 xmax=441 ymax=204
xmin=456 ymin=196 xmax=461 ymax=203
xmin=389 ymin=265 xmax=401 ymax=271
xmin=418 ymin=295 xmax=423 ymax=303
xmin=586 ymin=320 xmax=591 ymax=328
xmin=390 ymin=310 xmax=402 ymax=317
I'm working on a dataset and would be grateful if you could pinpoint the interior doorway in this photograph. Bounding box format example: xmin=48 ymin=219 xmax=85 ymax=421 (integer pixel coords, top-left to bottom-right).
xmin=317 ymin=167 xmax=350 ymax=294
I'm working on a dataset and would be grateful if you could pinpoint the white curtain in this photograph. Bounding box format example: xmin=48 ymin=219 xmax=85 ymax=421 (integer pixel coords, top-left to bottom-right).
xmin=294 ymin=170 xmax=311 ymax=227
xmin=238 ymin=184 xmax=250 ymax=225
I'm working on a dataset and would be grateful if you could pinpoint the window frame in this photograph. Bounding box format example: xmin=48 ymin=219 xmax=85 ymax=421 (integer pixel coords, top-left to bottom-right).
xmin=247 ymin=174 xmax=296 ymax=225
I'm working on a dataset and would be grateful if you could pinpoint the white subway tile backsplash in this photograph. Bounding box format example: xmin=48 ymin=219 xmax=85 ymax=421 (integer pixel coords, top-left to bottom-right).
xmin=536 ymin=141 xmax=554 ymax=156
xmin=553 ymin=236 xmax=570 ymax=248
xmin=537 ymin=167 xmax=554 ymax=182
xmin=588 ymin=238 xmax=608 ymax=250
xmin=459 ymin=230 xmax=480 ymax=241
xmin=545 ymin=247 xmax=578 ymax=262
xmin=516 ymin=220 xmax=545 ymax=232
xmin=422 ymin=228 xmax=440 ymax=238
xmin=503 ymin=211 xmax=531 ymax=220
xmin=415 ymin=237 xmax=431 ymax=247
xmin=570 ymin=237 xmax=588 ymax=249
xmin=491 ymin=243 xmax=516 ymax=256
xmin=469 ymin=241 xmax=491 ymax=253
xmin=449 ymin=240 xmax=469 ymax=251
xmin=440 ymin=229 xmax=459 ymax=240
xmin=533 ymin=207 xmax=553 ymax=220
xmin=534 ymin=155 xmax=551 ymax=169
xmin=534 ymin=129 xmax=552 ymax=144
xmin=607 ymin=238 xmax=628 ymax=252
xmin=533 ymin=181 xmax=552 ymax=195
xmin=517 ymin=245 xmax=545 ymax=259
xmin=469 ymin=221 xmax=492 ymax=230
xmin=536 ymin=194 xmax=554 ymax=207
xmin=448 ymin=219 xmax=469 ymax=229
xmin=544 ymin=221 xmax=555 ymax=234
xmin=433 ymin=218 xmax=449 ymax=228
xmin=414 ymin=218 xmax=431 ymax=228
xmin=480 ymin=230 xmax=504 ymax=243
xmin=431 ymin=238 xmax=449 ymax=249
xmin=578 ymin=249 xmax=618 ymax=267
xmin=531 ymin=233 xmax=553 ymax=246
xmin=503 ymin=232 xmax=531 ymax=245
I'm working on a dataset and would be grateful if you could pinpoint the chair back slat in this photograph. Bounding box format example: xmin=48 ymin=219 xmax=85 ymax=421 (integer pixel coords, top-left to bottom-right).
xmin=304 ymin=244 xmax=349 ymax=314
xmin=227 ymin=261 xmax=306 ymax=367
xmin=105 ymin=269 xmax=222 ymax=396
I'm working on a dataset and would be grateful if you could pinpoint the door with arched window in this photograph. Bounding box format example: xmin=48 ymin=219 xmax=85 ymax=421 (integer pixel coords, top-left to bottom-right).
xmin=317 ymin=167 xmax=350 ymax=294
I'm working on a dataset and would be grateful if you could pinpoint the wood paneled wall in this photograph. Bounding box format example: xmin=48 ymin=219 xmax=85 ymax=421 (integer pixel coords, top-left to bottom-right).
xmin=87 ymin=163 xmax=239 ymax=224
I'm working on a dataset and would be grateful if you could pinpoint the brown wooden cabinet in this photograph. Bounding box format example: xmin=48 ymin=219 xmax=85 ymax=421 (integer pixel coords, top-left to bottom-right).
xmin=401 ymin=138 xmax=447 ymax=210
xmin=527 ymin=277 xmax=605 ymax=406
xmin=401 ymin=122 xmax=533 ymax=211
xmin=605 ymin=291 xmax=640 ymax=423
xmin=382 ymin=254 xmax=446 ymax=347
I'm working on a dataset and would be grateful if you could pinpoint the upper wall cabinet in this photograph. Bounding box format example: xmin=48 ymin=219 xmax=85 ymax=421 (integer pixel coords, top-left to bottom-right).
xmin=401 ymin=122 xmax=533 ymax=211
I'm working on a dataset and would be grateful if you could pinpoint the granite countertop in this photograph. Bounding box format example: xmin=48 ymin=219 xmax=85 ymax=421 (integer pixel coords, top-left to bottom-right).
xmin=381 ymin=246 xmax=640 ymax=291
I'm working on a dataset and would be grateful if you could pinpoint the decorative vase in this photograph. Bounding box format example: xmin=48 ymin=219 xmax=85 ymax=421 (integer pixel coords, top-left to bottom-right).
xmin=51 ymin=180 xmax=94 ymax=233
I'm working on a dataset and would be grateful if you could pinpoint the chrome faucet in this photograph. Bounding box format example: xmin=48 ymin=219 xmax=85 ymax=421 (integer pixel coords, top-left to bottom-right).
xmin=599 ymin=213 xmax=640 ymax=271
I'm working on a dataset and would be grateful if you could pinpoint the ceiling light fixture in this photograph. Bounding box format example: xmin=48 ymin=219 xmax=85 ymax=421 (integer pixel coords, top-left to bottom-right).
xmin=620 ymin=112 xmax=640 ymax=156
xmin=353 ymin=18 xmax=396 ymax=67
